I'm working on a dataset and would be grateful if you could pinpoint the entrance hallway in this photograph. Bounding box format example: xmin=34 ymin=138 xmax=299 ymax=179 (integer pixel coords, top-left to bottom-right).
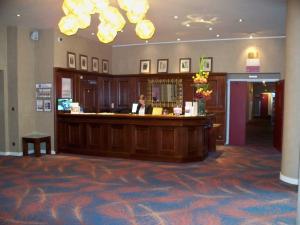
xmin=0 ymin=145 xmax=296 ymax=225
xmin=246 ymin=118 xmax=274 ymax=147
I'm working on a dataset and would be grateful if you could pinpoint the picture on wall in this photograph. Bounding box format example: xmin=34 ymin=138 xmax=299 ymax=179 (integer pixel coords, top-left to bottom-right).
xmin=102 ymin=59 xmax=109 ymax=73
xmin=157 ymin=59 xmax=168 ymax=73
xmin=140 ymin=60 xmax=151 ymax=74
xmin=179 ymin=58 xmax=191 ymax=73
xmin=67 ymin=52 xmax=76 ymax=69
xmin=200 ymin=57 xmax=213 ymax=72
xmin=80 ymin=55 xmax=88 ymax=71
xmin=92 ymin=57 xmax=99 ymax=72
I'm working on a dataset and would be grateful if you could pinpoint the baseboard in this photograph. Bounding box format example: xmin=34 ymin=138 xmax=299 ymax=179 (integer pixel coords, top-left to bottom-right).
xmin=280 ymin=172 xmax=298 ymax=185
xmin=0 ymin=150 xmax=56 ymax=156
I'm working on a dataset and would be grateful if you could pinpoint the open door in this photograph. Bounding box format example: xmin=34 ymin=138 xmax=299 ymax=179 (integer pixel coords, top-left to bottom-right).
xmin=229 ymin=82 xmax=248 ymax=145
xmin=273 ymin=80 xmax=284 ymax=151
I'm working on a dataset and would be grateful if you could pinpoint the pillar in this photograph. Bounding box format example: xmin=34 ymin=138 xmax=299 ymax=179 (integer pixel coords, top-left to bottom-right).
xmin=280 ymin=0 xmax=300 ymax=185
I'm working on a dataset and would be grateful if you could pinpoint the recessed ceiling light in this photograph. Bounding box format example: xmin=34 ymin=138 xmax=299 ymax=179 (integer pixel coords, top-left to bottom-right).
xmin=120 ymin=30 xmax=124 ymax=33
xmin=91 ymin=32 xmax=95 ymax=36
xmin=239 ymin=18 xmax=243 ymax=22
xmin=145 ymin=40 xmax=149 ymax=44
xmin=209 ymin=27 xmax=213 ymax=31
xmin=17 ymin=14 xmax=21 ymax=17
xmin=174 ymin=16 xmax=178 ymax=19
xmin=216 ymin=34 xmax=220 ymax=38
xmin=249 ymin=35 xmax=253 ymax=39
xmin=177 ymin=38 xmax=181 ymax=41
xmin=186 ymin=24 xmax=190 ymax=27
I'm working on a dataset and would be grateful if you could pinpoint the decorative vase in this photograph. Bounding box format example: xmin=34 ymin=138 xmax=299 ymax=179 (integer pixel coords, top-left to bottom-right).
xmin=197 ymin=98 xmax=206 ymax=116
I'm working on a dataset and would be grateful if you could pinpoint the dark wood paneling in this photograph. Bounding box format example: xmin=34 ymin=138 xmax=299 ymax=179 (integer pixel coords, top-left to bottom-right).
xmin=273 ymin=80 xmax=284 ymax=151
xmin=57 ymin=113 xmax=214 ymax=162
xmin=54 ymin=68 xmax=227 ymax=145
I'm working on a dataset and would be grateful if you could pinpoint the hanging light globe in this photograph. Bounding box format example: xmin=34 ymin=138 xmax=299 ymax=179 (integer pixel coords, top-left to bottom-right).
xmin=90 ymin=0 xmax=110 ymax=14
xmin=128 ymin=0 xmax=149 ymax=15
xmin=99 ymin=6 xmax=126 ymax=32
xmin=127 ymin=11 xmax=145 ymax=24
xmin=58 ymin=14 xmax=79 ymax=36
xmin=76 ymin=13 xmax=91 ymax=29
xmin=62 ymin=0 xmax=94 ymax=16
xmin=135 ymin=19 xmax=155 ymax=39
xmin=117 ymin=0 xmax=134 ymax=12
xmin=97 ymin=22 xmax=118 ymax=43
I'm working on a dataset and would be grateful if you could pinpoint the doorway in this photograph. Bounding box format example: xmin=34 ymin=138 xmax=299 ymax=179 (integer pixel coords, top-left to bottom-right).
xmin=0 ymin=70 xmax=5 ymax=151
xmin=226 ymin=74 xmax=282 ymax=149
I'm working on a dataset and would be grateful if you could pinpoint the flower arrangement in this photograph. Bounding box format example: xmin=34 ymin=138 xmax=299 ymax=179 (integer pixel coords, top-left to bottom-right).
xmin=192 ymin=57 xmax=213 ymax=99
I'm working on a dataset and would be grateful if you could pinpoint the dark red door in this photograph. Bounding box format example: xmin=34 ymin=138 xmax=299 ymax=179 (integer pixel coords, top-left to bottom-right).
xmin=229 ymin=82 xmax=248 ymax=145
xmin=260 ymin=93 xmax=269 ymax=118
xmin=273 ymin=80 xmax=284 ymax=151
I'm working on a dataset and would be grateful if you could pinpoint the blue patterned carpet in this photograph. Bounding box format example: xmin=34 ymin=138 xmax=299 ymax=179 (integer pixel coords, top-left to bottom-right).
xmin=0 ymin=145 xmax=297 ymax=225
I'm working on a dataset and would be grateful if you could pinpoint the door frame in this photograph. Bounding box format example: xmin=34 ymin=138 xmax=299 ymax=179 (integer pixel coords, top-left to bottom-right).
xmin=226 ymin=73 xmax=281 ymax=144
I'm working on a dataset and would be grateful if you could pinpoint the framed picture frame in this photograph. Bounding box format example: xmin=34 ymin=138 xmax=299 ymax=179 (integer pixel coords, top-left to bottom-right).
xmin=91 ymin=57 xmax=99 ymax=72
xmin=80 ymin=55 xmax=88 ymax=71
xmin=102 ymin=59 xmax=109 ymax=73
xmin=157 ymin=59 xmax=168 ymax=73
xmin=140 ymin=59 xmax=151 ymax=74
xmin=67 ymin=52 xmax=76 ymax=69
xmin=201 ymin=57 xmax=213 ymax=72
xmin=179 ymin=58 xmax=191 ymax=73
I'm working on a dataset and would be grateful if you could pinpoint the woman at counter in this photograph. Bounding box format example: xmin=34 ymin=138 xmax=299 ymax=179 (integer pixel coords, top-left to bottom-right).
xmin=136 ymin=94 xmax=153 ymax=115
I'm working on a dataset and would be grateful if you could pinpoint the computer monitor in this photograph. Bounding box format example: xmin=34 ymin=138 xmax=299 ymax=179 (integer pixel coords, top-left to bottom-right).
xmin=132 ymin=103 xmax=138 ymax=113
xmin=57 ymin=98 xmax=72 ymax=111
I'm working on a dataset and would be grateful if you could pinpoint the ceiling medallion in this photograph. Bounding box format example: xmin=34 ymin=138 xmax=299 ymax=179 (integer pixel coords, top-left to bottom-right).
xmin=182 ymin=15 xmax=218 ymax=26
xmin=58 ymin=0 xmax=155 ymax=43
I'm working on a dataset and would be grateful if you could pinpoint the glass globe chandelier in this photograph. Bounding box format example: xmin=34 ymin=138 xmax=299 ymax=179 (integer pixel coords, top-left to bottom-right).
xmin=58 ymin=0 xmax=155 ymax=43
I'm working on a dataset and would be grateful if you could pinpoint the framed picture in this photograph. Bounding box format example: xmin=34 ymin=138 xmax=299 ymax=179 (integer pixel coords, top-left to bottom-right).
xmin=67 ymin=52 xmax=76 ymax=69
xmin=102 ymin=59 xmax=109 ymax=73
xmin=157 ymin=59 xmax=168 ymax=73
xmin=179 ymin=58 xmax=191 ymax=73
xmin=92 ymin=57 xmax=99 ymax=72
xmin=140 ymin=60 xmax=151 ymax=74
xmin=201 ymin=57 xmax=213 ymax=72
xmin=80 ymin=55 xmax=88 ymax=71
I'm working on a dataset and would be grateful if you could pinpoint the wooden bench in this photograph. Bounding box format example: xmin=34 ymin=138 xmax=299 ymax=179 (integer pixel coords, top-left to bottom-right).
xmin=22 ymin=135 xmax=51 ymax=157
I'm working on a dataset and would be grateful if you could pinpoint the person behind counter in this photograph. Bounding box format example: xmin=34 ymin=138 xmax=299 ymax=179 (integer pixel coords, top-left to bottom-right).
xmin=136 ymin=94 xmax=153 ymax=115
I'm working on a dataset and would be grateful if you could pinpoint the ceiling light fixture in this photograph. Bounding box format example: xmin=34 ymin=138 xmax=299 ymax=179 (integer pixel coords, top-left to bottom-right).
xmin=174 ymin=15 xmax=178 ymax=19
xmin=249 ymin=34 xmax=253 ymax=39
xmin=216 ymin=34 xmax=220 ymax=37
xmin=209 ymin=27 xmax=213 ymax=31
xmin=58 ymin=0 xmax=155 ymax=43
xmin=186 ymin=24 xmax=190 ymax=27
xmin=239 ymin=18 xmax=243 ymax=22
xmin=177 ymin=38 xmax=181 ymax=41
xmin=17 ymin=14 xmax=21 ymax=17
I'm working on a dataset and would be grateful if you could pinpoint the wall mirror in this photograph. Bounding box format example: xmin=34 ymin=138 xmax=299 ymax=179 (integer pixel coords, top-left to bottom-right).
xmin=147 ymin=79 xmax=183 ymax=107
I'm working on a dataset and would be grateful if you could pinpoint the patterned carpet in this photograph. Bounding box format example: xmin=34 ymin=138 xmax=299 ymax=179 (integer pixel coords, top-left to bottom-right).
xmin=0 ymin=145 xmax=297 ymax=225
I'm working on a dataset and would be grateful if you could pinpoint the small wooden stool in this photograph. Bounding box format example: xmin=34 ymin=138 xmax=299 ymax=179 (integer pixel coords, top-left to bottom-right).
xmin=22 ymin=135 xmax=51 ymax=157
xmin=208 ymin=123 xmax=222 ymax=152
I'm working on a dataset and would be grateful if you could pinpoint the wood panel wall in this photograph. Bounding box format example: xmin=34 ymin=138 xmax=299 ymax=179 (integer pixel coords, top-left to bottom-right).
xmin=54 ymin=68 xmax=227 ymax=144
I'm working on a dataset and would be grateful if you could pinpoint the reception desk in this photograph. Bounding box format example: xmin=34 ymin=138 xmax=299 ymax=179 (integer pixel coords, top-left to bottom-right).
xmin=56 ymin=113 xmax=214 ymax=162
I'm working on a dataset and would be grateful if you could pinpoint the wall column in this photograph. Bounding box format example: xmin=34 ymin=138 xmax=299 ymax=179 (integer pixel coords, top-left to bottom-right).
xmin=280 ymin=0 xmax=300 ymax=185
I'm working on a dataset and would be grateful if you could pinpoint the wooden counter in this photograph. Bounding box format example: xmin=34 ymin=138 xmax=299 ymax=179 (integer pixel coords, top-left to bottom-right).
xmin=56 ymin=113 xmax=214 ymax=162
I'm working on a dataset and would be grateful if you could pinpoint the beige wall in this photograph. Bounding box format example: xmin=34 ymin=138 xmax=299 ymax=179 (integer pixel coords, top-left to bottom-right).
xmin=54 ymin=31 xmax=112 ymax=72
xmin=112 ymin=38 xmax=285 ymax=76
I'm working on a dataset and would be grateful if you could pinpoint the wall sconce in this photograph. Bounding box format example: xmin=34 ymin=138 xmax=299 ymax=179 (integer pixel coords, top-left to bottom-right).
xmin=246 ymin=47 xmax=260 ymax=73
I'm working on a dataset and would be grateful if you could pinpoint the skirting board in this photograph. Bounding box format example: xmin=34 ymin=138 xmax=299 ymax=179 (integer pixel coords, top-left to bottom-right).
xmin=280 ymin=172 xmax=298 ymax=185
xmin=0 ymin=150 xmax=56 ymax=156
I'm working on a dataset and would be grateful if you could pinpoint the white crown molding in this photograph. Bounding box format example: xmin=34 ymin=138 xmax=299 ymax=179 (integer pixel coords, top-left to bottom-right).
xmin=0 ymin=149 xmax=56 ymax=156
xmin=280 ymin=172 xmax=298 ymax=185
xmin=112 ymin=36 xmax=286 ymax=48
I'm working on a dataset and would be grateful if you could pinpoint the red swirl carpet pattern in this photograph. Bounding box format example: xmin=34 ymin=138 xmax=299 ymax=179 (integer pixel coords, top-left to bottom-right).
xmin=0 ymin=145 xmax=297 ymax=225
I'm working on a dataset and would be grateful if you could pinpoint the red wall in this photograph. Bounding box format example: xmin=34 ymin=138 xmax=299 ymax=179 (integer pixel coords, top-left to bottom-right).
xmin=229 ymin=82 xmax=248 ymax=145
xmin=260 ymin=93 xmax=269 ymax=118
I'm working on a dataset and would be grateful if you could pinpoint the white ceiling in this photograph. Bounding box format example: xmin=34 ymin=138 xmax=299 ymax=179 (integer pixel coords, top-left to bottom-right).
xmin=0 ymin=0 xmax=286 ymax=45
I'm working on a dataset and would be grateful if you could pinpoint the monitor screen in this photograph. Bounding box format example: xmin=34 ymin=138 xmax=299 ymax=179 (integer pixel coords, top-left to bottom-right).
xmin=132 ymin=103 xmax=138 ymax=113
xmin=57 ymin=98 xmax=72 ymax=111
